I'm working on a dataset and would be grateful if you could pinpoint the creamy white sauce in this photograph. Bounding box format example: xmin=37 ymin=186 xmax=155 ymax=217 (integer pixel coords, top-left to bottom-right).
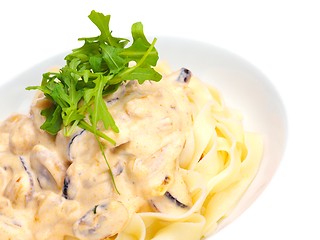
xmin=0 ymin=70 xmax=194 ymax=240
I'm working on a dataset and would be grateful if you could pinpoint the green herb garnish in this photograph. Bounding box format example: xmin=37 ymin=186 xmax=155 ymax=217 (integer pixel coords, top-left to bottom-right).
xmin=27 ymin=10 xmax=162 ymax=193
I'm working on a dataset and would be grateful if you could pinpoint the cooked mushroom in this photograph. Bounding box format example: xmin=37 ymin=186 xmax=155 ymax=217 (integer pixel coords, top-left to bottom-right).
xmin=3 ymin=156 xmax=35 ymax=206
xmin=131 ymin=139 xmax=183 ymax=197
xmin=62 ymin=175 xmax=71 ymax=199
xmin=176 ymin=68 xmax=192 ymax=83
xmin=67 ymin=130 xmax=99 ymax=164
xmin=164 ymin=191 xmax=189 ymax=209
xmin=73 ymin=200 xmax=129 ymax=240
xmin=67 ymin=129 xmax=85 ymax=161
xmin=18 ymin=156 xmax=35 ymax=202
xmin=150 ymin=173 xmax=192 ymax=215
xmin=165 ymin=68 xmax=192 ymax=84
xmin=9 ymin=116 xmax=37 ymax=155
xmin=113 ymin=161 xmax=124 ymax=176
xmin=30 ymin=145 xmax=66 ymax=191
xmin=62 ymin=174 xmax=79 ymax=200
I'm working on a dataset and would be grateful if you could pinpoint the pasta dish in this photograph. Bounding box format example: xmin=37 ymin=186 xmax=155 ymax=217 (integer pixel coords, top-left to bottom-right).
xmin=0 ymin=63 xmax=262 ymax=239
xmin=0 ymin=10 xmax=263 ymax=240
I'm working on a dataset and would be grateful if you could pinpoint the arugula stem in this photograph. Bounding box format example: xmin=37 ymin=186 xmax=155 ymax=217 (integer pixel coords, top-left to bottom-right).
xmin=78 ymin=120 xmax=116 ymax=145
xmin=96 ymin=136 xmax=120 ymax=194
xmin=79 ymin=119 xmax=119 ymax=193
xmin=136 ymin=38 xmax=158 ymax=68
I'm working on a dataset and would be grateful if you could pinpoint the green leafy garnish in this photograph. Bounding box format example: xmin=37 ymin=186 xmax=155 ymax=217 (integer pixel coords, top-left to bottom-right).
xmin=27 ymin=10 xmax=162 ymax=193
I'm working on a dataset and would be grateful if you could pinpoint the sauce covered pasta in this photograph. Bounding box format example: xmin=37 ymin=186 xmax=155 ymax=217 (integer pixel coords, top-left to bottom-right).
xmin=0 ymin=64 xmax=263 ymax=240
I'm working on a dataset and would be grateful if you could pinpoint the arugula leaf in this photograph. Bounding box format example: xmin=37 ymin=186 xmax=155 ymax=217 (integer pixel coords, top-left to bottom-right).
xmin=40 ymin=105 xmax=63 ymax=135
xmin=26 ymin=10 xmax=162 ymax=193
xmin=123 ymin=67 xmax=162 ymax=84
xmin=88 ymin=11 xmax=128 ymax=48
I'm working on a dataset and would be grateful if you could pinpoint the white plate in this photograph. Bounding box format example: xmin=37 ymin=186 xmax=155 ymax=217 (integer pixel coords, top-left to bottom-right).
xmin=0 ymin=37 xmax=287 ymax=236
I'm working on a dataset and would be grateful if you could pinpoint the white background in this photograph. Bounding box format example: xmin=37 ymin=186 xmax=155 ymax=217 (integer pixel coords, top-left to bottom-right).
xmin=0 ymin=0 xmax=319 ymax=239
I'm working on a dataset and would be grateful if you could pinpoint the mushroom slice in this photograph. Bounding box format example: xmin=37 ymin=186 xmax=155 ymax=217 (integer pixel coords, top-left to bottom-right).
xmin=9 ymin=116 xmax=37 ymax=155
xmin=150 ymin=173 xmax=192 ymax=215
xmin=165 ymin=68 xmax=192 ymax=84
xmin=18 ymin=156 xmax=35 ymax=202
xmin=62 ymin=174 xmax=80 ymax=200
xmin=163 ymin=191 xmax=189 ymax=208
xmin=176 ymin=68 xmax=192 ymax=83
xmin=3 ymin=156 xmax=34 ymax=206
xmin=67 ymin=129 xmax=85 ymax=161
xmin=113 ymin=161 xmax=124 ymax=176
xmin=62 ymin=175 xmax=71 ymax=200
xmin=67 ymin=130 xmax=100 ymax=164
xmin=73 ymin=200 xmax=129 ymax=240
xmin=30 ymin=145 xmax=66 ymax=191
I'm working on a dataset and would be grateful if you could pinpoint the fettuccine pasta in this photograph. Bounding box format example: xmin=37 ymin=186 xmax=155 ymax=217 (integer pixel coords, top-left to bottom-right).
xmin=0 ymin=63 xmax=262 ymax=240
